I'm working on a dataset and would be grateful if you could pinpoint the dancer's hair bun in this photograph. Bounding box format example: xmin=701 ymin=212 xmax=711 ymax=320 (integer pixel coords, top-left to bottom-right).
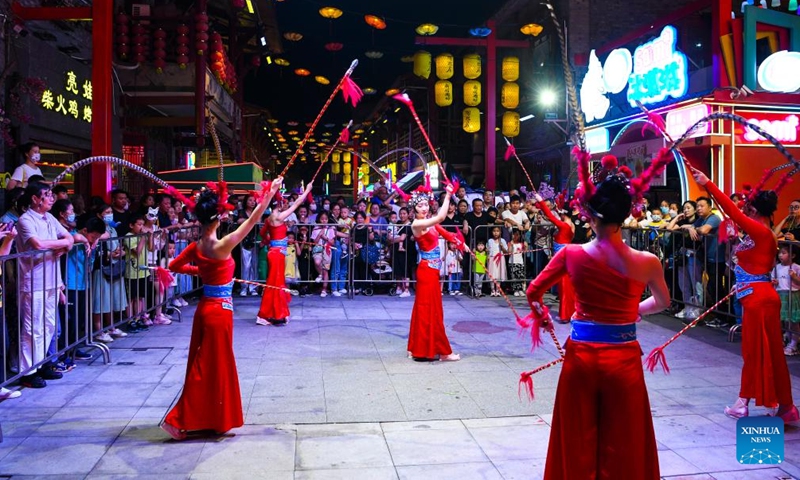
xmin=195 ymin=190 xmax=220 ymax=225
xmin=587 ymin=175 xmax=632 ymax=225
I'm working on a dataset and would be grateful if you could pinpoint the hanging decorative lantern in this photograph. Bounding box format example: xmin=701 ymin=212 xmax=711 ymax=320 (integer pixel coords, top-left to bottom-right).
xmin=502 ymin=111 xmax=521 ymax=138
xmin=324 ymin=42 xmax=343 ymax=52
xmin=364 ymin=15 xmax=387 ymax=30
xmin=176 ymin=23 xmax=190 ymax=68
xmin=520 ymin=23 xmax=543 ymax=37
xmin=463 ymin=80 xmax=481 ymax=106
xmin=400 ymin=55 xmax=414 ymax=63
xmin=385 ymin=88 xmax=400 ymax=96
xmin=469 ymin=27 xmax=492 ymax=37
xmin=132 ymin=22 xmax=148 ymax=63
xmin=363 ymin=87 xmax=377 ymax=95
xmin=501 ymin=82 xmax=520 ymax=109
xmin=115 ymin=13 xmax=130 ymax=60
xmin=152 ymin=28 xmax=167 ymax=73
xmin=295 ymin=68 xmax=311 ymax=76
xmin=343 ymin=162 xmax=352 ymax=175
xmin=318 ymin=6 xmax=343 ymax=19
xmin=315 ymin=75 xmax=330 ymax=85
xmin=364 ymin=50 xmax=384 ymax=59
xmin=413 ymin=50 xmax=431 ymax=79
xmin=343 ymin=173 xmax=352 ymax=186
xmin=274 ymin=58 xmax=290 ymax=66
xmin=195 ymin=12 xmax=209 ymax=55
xmin=283 ymin=32 xmax=303 ymax=41
xmin=415 ymin=23 xmax=439 ymax=35
xmin=463 ymin=107 xmax=480 ymax=133
xmin=360 ymin=164 xmax=370 ymax=177
xmin=332 ymin=152 xmax=341 ymax=163
xmin=502 ymin=57 xmax=520 ymax=82
xmin=332 ymin=162 xmax=341 ymax=174
xmin=463 ymin=53 xmax=481 ymax=79
xmin=434 ymin=80 xmax=453 ymax=107
xmin=435 ymin=53 xmax=454 ymax=80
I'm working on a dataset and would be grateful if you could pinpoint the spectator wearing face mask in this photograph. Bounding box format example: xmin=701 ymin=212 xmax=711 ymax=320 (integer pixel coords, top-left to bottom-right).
xmin=7 ymin=142 xmax=44 ymax=190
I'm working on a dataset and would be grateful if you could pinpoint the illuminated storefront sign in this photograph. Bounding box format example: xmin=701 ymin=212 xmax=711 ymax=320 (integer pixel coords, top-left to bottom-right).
xmin=757 ymin=51 xmax=800 ymax=93
xmin=665 ymin=104 xmax=711 ymax=140
xmin=580 ymin=26 xmax=688 ymax=123
xmin=585 ymin=127 xmax=610 ymax=153
xmin=734 ymin=113 xmax=800 ymax=145
xmin=627 ymin=26 xmax=688 ymax=107
xmin=41 ymin=71 xmax=92 ymax=123
xmin=426 ymin=161 xmax=440 ymax=189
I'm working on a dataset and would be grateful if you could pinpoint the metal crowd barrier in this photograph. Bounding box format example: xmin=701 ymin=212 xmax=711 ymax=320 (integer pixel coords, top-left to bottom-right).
xmin=0 ymin=223 xmax=202 ymax=395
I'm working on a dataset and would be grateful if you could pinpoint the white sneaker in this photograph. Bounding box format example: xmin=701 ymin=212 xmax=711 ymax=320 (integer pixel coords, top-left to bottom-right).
xmin=94 ymin=332 xmax=114 ymax=343
xmin=339 ymin=289 xmax=348 ymax=294
xmin=109 ymin=328 xmax=128 ymax=338
xmin=674 ymin=309 xmax=687 ymax=319
xmin=320 ymin=291 xmax=328 ymax=297
xmin=449 ymin=291 xmax=456 ymax=296
xmin=172 ymin=298 xmax=183 ymax=308
xmin=395 ymin=288 xmax=403 ymax=296
xmin=315 ymin=276 xmax=322 ymax=283
xmin=0 ymin=387 xmax=21 ymax=400
xmin=256 ymin=317 xmax=270 ymax=326
xmin=399 ymin=290 xmax=411 ymax=298
xmin=332 ymin=291 xmax=342 ymax=297
xmin=179 ymin=298 xmax=189 ymax=307
xmin=154 ymin=314 xmax=172 ymax=325
xmin=240 ymin=290 xmax=248 ymax=297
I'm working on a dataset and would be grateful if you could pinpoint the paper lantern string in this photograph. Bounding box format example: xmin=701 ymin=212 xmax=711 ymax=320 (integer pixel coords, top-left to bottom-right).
xmin=280 ymin=59 xmax=362 ymax=177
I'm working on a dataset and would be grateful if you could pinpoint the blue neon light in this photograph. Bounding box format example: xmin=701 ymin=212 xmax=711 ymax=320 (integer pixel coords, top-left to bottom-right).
xmin=627 ymin=26 xmax=688 ymax=108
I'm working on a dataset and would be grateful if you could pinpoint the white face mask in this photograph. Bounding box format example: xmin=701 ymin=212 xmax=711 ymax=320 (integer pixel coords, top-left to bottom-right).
xmin=310 ymin=204 xmax=317 ymax=212
xmin=669 ymin=209 xmax=678 ymax=217
xmin=651 ymin=215 xmax=662 ymax=222
xmin=30 ymin=153 xmax=41 ymax=163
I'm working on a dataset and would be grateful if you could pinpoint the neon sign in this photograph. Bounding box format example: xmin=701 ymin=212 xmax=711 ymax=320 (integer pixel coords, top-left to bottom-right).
xmin=580 ymin=50 xmax=611 ymax=122
xmin=757 ymin=51 xmax=800 ymax=93
xmin=41 ymin=71 xmax=92 ymax=123
xmin=665 ymin=104 xmax=710 ymax=140
xmin=734 ymin=113 xmax=800 ymax=145
xmin=627 ymin=26 xmax=688 ymax=108
xmin=585 ymin=127 xmax=610 ymax=153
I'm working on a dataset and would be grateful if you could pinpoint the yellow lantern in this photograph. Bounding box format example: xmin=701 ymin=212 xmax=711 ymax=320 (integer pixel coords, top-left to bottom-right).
xmin=463 ymin=80 xmax=481 ymax=106
xmin=332 ymin=152 xmax=340 ymax=163
xmin=360 ymin=164 xmax=370 ymax=176
xmin=342 ymin=151 xmax=351 ymax=164
xmin=502 ymin=56 xmax=519 ymax=82
xmin=463 ymin=107 xmax=480 ymax=133
xmin=343 ymin=174 xmax=352 ymax=186
xmin=463 ymin=53 xmax=481 ymax=79
xmin=434 ymin=80 xmax=453 ymax=107
xmin=343 ymin=162 xmax=352 ymax=175
xmin=413 ymin=51 xmax=431 ymax=79
xmin=435 ymin=53 xmax=454 ymax=80
xmin=502 ymin=111 xmax=520 ymax=138
xmin=332 ymin=162 xmax=341 ymax=174
xmin=501 ymin=82 xmax=520 ymax=109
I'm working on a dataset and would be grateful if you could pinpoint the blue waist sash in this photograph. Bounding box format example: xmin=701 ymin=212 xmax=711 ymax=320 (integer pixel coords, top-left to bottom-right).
xmin=734 ymin=265 xmax=771 ymax=299
xmin=552 ymin=242 xmax=566 ymax=254
xmin=420 ymin=247 xmax=442 ymax=270
xmin=203 ymin=281 xmax=234 ymax=298
xmin=270 ymin=238 xmax=288 ymax=255
xmin=570 ymin=320 xmax=637 ymax=344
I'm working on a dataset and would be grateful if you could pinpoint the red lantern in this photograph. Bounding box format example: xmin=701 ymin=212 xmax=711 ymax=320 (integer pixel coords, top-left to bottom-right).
xmin=251 ymin=55 xmax=261 ymax=67
xmin=177 ymin=54 xmax=189 ymax=68
xmin=177 ymin=24 xmax=189 ymax=36
xmin=195 ymin=11 xmax=209 ymax=55
xmin=115 ymin=13 xmax=130 ymax=60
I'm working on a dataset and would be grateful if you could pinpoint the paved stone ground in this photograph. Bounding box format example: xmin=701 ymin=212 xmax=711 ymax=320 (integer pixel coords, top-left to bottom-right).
xmin=1 ymin=292 xmax=799 ymax=479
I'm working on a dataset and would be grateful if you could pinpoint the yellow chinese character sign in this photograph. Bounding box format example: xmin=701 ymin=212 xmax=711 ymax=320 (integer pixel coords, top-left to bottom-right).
xmin=38 ymin=72 xmax=92 ymax=123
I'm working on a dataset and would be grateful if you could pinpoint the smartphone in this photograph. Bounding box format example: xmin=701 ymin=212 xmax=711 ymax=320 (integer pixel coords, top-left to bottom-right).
xmin=1 ymin=221 xmax=14 ymax=232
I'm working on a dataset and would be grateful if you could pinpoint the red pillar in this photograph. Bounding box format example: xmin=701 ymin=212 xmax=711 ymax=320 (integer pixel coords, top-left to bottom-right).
xmin=90 ymin=0 xmax=113 ymax=199
xmin=485 ymin=20 xmax=497 ymax=192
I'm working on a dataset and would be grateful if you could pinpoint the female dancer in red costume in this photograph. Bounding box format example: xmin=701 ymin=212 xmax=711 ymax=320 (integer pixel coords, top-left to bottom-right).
xmin=408 ymin=183 xmax=468 ymax=361
xmin=534 ymin=193 xmax=576 ymax=321
xmin=527 ymin=168 xmax=670 ymax=479
xmin=161 ymin=178 xmax=283 ymax=440
xmin=690 ymin=167 xmax=798 ymax=423
xmin=256 ymin=182 xmax=313 ymax=326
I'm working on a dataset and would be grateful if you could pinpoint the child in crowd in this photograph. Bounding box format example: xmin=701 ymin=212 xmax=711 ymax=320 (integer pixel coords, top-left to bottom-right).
xmin=285 ymin=232 xmax=300 ymax=289
xmin=473 ymin=241 xmax=487 ymax=297
xmin=124 ymin=215 xmax=152 ymax=325
xmin=446 ymin=242 xmax=463 ymax=296
xmin=486 ymin=226 xmax=508 ymax=296
xmin=508 ymin=229 xmax=526 ymax=296
xmin=773 ymin=245 xmax=800 ymax=355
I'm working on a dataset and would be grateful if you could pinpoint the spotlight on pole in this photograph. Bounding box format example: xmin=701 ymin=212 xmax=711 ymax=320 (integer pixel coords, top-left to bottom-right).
xmin=540 ymin=90 xmax=557 ymax=107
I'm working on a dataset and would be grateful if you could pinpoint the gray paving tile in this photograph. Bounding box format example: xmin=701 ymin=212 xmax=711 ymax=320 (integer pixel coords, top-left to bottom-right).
xmin=493 ymin=458 xmax=546 ymax=480
xmin=67 ymin=382 xmax=158 ymax=408
xmin=294 ymin=467 xmax=399 ymax=480
xmin=671 ymin=445 xmax=778 ymax=473
xmin=0 ymin=407 xmax=58 ymax=437
xmin=0 ymin=436 xmax=113 ymax=475
xmin=653 ymin=415 xmax=736 ymax=450
xmin=31 ymin=406 xmax=138 ymax=437
xmin=194 ymin=430 xmax=295 ymax=474
xmin=91 ymin=439 xmax=205 ymax=474
xmin=466 ymin=420 xmax=551 ymax=461
xmin=296 ymin=423 xmax=393 ymax=470
xmin=383 ymin=422 xmax=488 ymax=466
xmin=396 ymin=462 xmax=503 ymax=479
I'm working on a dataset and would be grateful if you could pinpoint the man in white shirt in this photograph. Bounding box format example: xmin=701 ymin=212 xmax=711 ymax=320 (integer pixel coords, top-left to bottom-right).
xmin=501 ymin=194 xmax=530 ymax=232
xmin=16 ymin=183 xmax=74 ymax=388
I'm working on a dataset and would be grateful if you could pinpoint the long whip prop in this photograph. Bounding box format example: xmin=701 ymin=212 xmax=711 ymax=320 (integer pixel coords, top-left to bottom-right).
xmin=309 ymin=121 xmax=352 ymax=184
xmin=392 ymin=93 xmax=450 ymax=186
xmin=52 ymin=156 xmax=170 ymax=188
xmin=207 ymin=117 xmax=225 ymax=183
xmin=543 ymin=1 xmax=585 ymax=151
xmin=519 ymin=356 xmax=565 ymax=401
xmin=503 ymin=137 xmax=537 ymax=193
xmin=644 ymin=290 xmax=737 ymax=374
xmin=280 ymin=59 xmax=361 ymax=177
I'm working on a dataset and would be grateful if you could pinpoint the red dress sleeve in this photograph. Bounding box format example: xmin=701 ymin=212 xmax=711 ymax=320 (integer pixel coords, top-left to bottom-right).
xmin=169 ymin=242 xmax=200 ymax=276
xmin=538 ymin=201 xmax=573 ymax=243
xmin=704 ymin=181 xmax=763 ymax=237
xmin=526 ymin=246 xmax=568 ymax=307
xmin=435 ymin=224 xmax=466 ymax=250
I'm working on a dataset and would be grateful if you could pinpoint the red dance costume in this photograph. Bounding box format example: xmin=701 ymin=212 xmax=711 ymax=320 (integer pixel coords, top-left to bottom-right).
xmin=257 ymin=223 xmax=291 ymax=321
xmin=528 ymin=245 xmax=659 ymax=479
xmin=408 ymin=225 xmax=461 ymax=359
xmin=166 ymin=243 xmax=243 ymax=433
xmin=537 ymin=201 xmax=576 ymax=321
xmin=705 ymin=181 xmax=794 ymax=408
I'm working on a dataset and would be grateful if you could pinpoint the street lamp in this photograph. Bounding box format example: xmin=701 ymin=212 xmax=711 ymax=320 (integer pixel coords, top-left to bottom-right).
xmin=540 ymin=89 xmax=557 ymax=107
